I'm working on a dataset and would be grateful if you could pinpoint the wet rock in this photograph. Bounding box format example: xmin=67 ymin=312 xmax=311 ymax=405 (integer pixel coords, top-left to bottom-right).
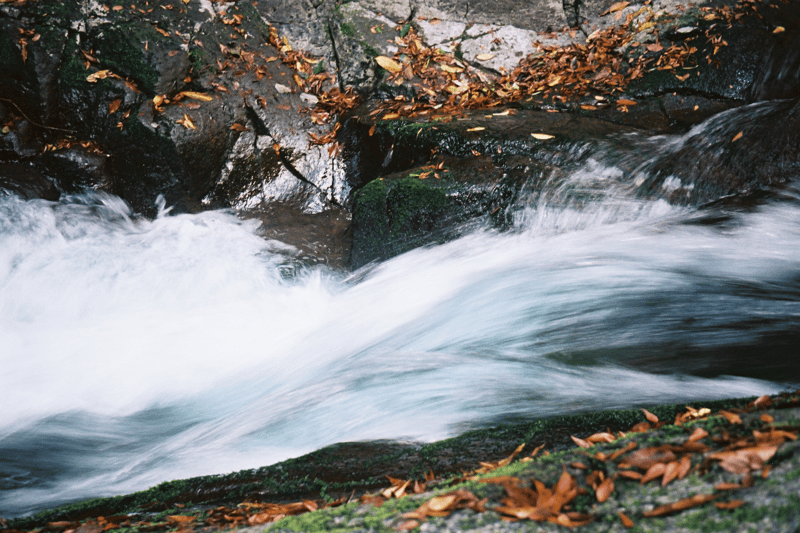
xmin=0 ymin=161 xmax=59 ymax=200
xmin=630 ymin=98 xmax=800 ymax=205
xmin=349 ymin=109 xmax=641 ymax=267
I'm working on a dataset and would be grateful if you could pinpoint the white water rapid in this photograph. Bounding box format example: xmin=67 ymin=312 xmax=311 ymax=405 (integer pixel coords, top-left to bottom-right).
xmin=2 ymin=137 xmax=799 ymax=517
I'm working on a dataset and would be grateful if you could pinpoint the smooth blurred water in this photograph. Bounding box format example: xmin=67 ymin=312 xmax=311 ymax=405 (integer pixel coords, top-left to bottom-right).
xmin=2 ymin=130 xmax=800 ymax=517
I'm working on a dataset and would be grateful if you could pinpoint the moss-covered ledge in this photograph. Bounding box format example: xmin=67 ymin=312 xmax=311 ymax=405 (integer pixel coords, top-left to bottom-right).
xmin=9 ymin=395 xmax=792 ymax=532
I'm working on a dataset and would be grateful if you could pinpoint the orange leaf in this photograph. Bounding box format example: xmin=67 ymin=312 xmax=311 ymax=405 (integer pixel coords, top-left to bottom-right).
xmin=642 ymin=494 xmax=718 ymax=517
xmin=618 ymin=470 xmax=643 ymax=480
xmin=719 ymin=410 xmax=742 ymax=424
xmin=687 ymin=427 xmax=709 ymax=443
xmin=646 ymin=43 xmax=664 ymax=52
xmin=662 ymin=461 xmax=680 ymax=486
xmin=571 ymin=435 xmax=592 ymax=448
xmin=587 ymin=432 xmax=616 ymax=444
xmin=677 ymin=455 xmax=692 ymax=479
xmin=715 ymin=500 xmax=746 ymax=510
xmin=619 ymin=511 xmax=634 ymax=527
xmin=641 ymin=462 xmax=666 ymax=484
xmin=732 ymin=131 xmax=743 ymax=142
xmin=642 ymin=409 xmax=659 ymax=424
xmin=595 ymin=477 xmax=614 ymax=502
xmin=375 ymin=56 xmax=402 ymax=73
xmin=616 ymin=99 xmax=637 ymax=106
xmin=230 ymin=123 xmax=248 ymax=132
xmin=108 ymin=98 xmax=121 ymax=114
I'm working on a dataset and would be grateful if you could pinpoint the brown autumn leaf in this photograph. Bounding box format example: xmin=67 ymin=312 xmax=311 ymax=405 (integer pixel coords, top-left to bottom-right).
xmin=642 ymin=409 xmax=659 ymax=424
xmin=714 ymin=500 xmax=746 ymax=510
xmin=619 ymin=511 xmax=634 ymax=528
xmin=179 ymin=91 xmax=213 ymax=102
xmin=641 ymin=462 xmax=666 ymax=484
xmin=229 ymin=123 xmax=248 ymax=132
xmin=646 ymin=43 xmax=664 ymax=53
xmin=571 ymin=435 xmax=592 ymax=448
xmin=86 ymin=69 xmax=111 ymax=82
xmin=618 ymin=470 xmax=643 ymax=480
xmin=708 ymin=444 xmax=778 ymax=474
xmin=718 ymin=410 xmax=742 ymax=424
xmin=677 ymin=455 xmax=692 ymax=479
xmin=623 ymin=446 xmax=676 ymax=470
xmin=687 ymin=427 xmax=709 ymax=443
xmin=586 ymin=432 xmax=616 ymax=444
xmin=616 ymin=99 xmax=637 ymax=106
xmin=178 ymin=113 xmax=196 ymax=130
xmin=375 ymin=55 xmax=403 ymax=73
xmin=108 ymin=99 xmax=121 ymax=114
xmin=604 ymin=1 xmax=630 ymax=15
xmin=662 ymin=460 xmax=680 ymax=486
xmin=732 ymin=131 xmax=743 ymax=142
xmin=595 ymin=477 xmax=614 ymax=502
xmin=643 ymin=493 xmax=718 ymax=517
xmin=773 ymin=26 xmax=785 ymax=33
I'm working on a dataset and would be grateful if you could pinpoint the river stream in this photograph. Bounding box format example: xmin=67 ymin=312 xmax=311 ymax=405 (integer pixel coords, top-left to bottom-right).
xmin=1 ymin=107 xmax=799 ymax=517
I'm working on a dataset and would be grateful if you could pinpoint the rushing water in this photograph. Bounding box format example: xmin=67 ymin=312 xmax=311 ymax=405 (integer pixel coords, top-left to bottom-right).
xmin=2 ymin=113 xmax=800 ymax=518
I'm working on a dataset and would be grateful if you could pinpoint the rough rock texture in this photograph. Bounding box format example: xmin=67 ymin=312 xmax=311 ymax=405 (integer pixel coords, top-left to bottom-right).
xmin=1 ymin=0 xmax=799 ymax=265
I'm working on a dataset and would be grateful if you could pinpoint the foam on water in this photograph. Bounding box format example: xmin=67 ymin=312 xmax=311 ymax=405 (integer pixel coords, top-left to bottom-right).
xmin=1 ymin=167 xmax=798 ymax=515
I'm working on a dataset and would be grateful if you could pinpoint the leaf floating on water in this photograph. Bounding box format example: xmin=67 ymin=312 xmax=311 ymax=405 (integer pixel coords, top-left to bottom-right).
xmin=732 ymin=131 xmax=743 ymax=142
xmin=375 ymin=55 xmax=403 ymax=73
xmin=531 ymin=133 xmax=555 ymax=140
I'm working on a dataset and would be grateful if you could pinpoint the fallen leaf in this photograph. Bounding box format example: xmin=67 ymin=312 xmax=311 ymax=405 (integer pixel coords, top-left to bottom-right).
xmin=179 ymin=91 xmax=213 ymax=102
xmin=86 ymin=69 xmax=110 ymax=82
xmin=375 ymin=56 xmax=402 ymax=73
xmin=571 ymin=435 xmax=592 ymax=448
xmin=642 ymin=494 xmax=718 ymax=517
xmin=605 ymin=1 xmax=630 ymax=15
xmin=646 ymin=43 xmax=664 ymax=52
xmin=732 ymin=131 xmax=743 ymax=142
xmin=595 ymin=477 xmax=614 ymax=502
xmin=108 ymin=99 xmax=121 ymax=114
xmin=531 ymin=133 xmax=555 ymax=140
xmin=715 ymin=500 xmax=746 ymax=510
xmin=641 ymin=462 xmax=666 ymax=484
xmin=476 ymin=53 xmax=495 ymax=61
xmin=230 ymin=123 xmax=248 ymax=131
xmin=616 ymin=99 xmax=637 ymax=106
xmin=773 ymin=26 xmax=785 ymax=33
xmin=687 ymin=427 xmax=709 ymax=443
xmin=466 ymin=127 xmax=486 ymax=132
xmin=619 ymin=511 xmax=634 ymax=528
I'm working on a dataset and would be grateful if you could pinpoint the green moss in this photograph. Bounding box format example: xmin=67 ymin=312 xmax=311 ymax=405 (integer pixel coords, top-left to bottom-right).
xmin=93 ymin=24 xmax=160 ymax=94
xmin=340 ymin=22 xmax=357 ymax=38
xmin=0 ymin=30 xmax=24 ymax=77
